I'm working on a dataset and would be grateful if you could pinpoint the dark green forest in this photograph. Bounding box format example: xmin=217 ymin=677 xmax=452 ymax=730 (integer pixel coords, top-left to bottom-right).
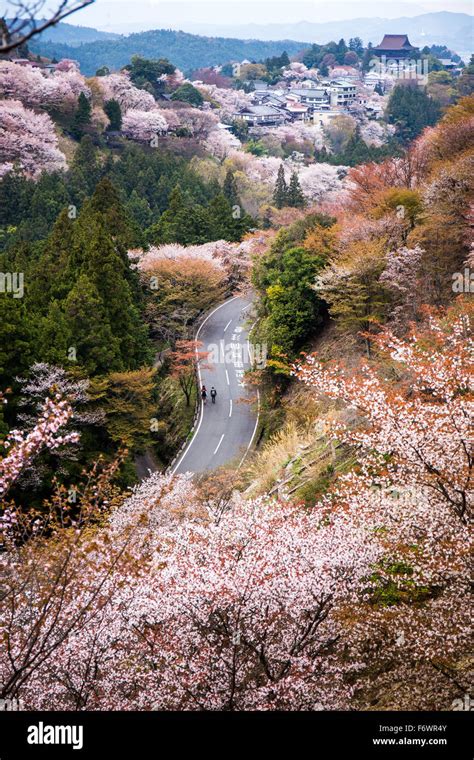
xmin=31 ymin=28 xmax=307 ymax=76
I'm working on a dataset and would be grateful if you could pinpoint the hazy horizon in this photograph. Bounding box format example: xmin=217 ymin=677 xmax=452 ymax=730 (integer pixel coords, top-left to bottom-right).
xmin=1 ymin=0 xmax=472 ymax=35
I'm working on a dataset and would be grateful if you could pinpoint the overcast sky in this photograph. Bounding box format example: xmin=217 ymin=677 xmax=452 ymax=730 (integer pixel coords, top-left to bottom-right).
xmin=2 ymin=0 xmax=472 ymax=31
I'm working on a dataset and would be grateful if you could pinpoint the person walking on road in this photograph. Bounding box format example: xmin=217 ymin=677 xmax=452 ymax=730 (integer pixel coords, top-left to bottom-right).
xmin=210 ymin=387 xmax=217 ymax=404
xmin=201 ymin=385 xmax=207 ymax=405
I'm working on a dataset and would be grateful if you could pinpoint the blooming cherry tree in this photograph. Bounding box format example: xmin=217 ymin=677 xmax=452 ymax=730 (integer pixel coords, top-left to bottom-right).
xmin=121 ymin=109 xmax=169 ymax=141
xmin=97 ymin=72 xmax=157 ymax=112
xmin=296 ymin=305 xmax=473 ymax=525
xmin=195 ymin=84 xmax=253 ymax=122
xmin=0 ymin=100 xmax=66 ymax=178
xmin=0 ymin=61 xmax=89 ymax=112
xmin=0 ymin=395 xmax=78 ymax=497
xmin=205 ymin=126 xmax=241 ymax=159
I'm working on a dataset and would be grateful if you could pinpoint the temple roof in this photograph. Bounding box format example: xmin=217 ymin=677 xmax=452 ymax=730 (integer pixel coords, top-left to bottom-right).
xmin=373 ymin=34 xmax=418 ymax=51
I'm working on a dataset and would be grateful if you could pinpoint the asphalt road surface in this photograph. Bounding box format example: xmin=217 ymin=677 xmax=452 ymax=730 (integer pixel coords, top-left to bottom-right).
xmin=172 ymin=295 xmax=259 ymax=475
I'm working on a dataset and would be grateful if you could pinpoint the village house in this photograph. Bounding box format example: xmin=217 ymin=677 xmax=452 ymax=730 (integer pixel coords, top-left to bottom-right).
xmin=326 ymin=80 xmax=358 ymax=107
xmin=7 ymin=57 xmax=61 ymax=75
xmin=12 ymin=58 xmax=43 ymax=68
xmin=234 ymin=104 xmax=289 ymax=126
xmin=251 ymin=79 xmax=269 ymax=90
xmin=287 ymin=87 xmax=331 ymax=110
xmin=284 ymin=100 xmax=309 ymax=120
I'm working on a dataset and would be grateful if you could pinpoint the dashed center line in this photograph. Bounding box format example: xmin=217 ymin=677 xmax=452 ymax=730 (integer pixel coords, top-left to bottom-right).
xmin=223 ymin=319 xmax=232 ymax=332
xmin=214 ymin=434 xmax=225 ymax=455
xmin=229 ymin=399 xmax=233 ymax=417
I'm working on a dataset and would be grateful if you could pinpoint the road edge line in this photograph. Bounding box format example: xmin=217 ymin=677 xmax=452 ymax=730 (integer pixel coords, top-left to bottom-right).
xmin=238 ymin=388 xmax=260 ymax=469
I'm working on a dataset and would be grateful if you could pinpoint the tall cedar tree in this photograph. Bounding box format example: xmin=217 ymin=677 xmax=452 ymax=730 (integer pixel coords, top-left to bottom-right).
xmin=29 ymin=184 xmax=151 ymax=374
xmin=273 ymin=164 xmax=288 ymax=209
xmin=223 ymin=169 xmax=240 ymax=207
xmin=104 ymin=99 xmax=122 ymax=131
xmin=287 ymin=172 xmax=306 ymax=208
xmin=75 ymin=211 xmax=150 ymax=370
xmin=71 ymin=92 xmax=92 ymax=140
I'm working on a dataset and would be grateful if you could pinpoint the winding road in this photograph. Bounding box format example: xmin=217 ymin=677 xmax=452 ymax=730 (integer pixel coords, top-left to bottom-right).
xmin=172 ymin=295 xmax=259 ymax=475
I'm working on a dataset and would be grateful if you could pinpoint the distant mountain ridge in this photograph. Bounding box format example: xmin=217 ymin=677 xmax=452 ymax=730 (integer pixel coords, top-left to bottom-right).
xmin=30 ymin=28 xmax=308 ymax=75
xmin=177 ymin=12 xmax=473 ymax=53
xmin=11 ymin=20 xmax=120 ymax=46
xmin=29 ymin=11 xmax=473 ymax=75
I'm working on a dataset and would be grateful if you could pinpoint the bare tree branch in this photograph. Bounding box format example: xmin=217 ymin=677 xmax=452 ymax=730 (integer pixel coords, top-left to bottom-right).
xmin=1 ymin=0 xmax=95 ymax=54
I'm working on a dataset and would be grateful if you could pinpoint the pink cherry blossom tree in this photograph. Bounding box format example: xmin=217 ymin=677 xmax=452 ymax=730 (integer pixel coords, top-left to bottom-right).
xmin=0 ymin=61 xmax=90 ymax=113
xmin=195 ymin=83 xmax=253 ymax=122
xmin=205 ymin=126 xmax=241 ymax=159
xmin=0 ymin=100 xmax=66 ymax=178
xmin=175 ymin=107 xmax=219 ymax=139
xmin=130 ymin=236 xmax=263 ymax=284
xmin=0 ymin=394 xmax=78 ymax=497
xmin=380 ymin=244 xmax=426 ymax=327
xmin=296 ymin=304 xmax=473 ymax=525
xmin=96 ymin=72 xmax=157 ymax=112
xmin=121 ymin=109 xmax=169 ymax=142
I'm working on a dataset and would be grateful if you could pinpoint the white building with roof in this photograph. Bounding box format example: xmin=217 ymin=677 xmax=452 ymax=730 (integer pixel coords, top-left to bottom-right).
xmin=326 ymin=80 xmax=358 ymax=107
xmin=234 ymin=105 xmax=289 ymax=126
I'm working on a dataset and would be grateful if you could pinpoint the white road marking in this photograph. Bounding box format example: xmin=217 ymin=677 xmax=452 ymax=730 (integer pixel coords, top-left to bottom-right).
xmin=214 ymin=434 xmax=225 ymax=455
xmin=241 ymin=303 xmax=252 ymax=312
xmin=247 ymin=319 xmax=258 ymax=368
xmin=171 ymin=296 xmax=240 ymax=475
xmin=229 ymin=399 xmax=233 ymax=417
xmin=223 ymin=319 xmax=232 ymax=332
xmin=238 ymin=389 xmax=260 ymax=469
xmin=225 ymin=369 xmax=230 ymax=385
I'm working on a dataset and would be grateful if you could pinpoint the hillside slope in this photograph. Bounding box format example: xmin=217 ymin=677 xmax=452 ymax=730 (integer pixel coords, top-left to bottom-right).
xmin=30 ymin=28 xmax=307 ymax=75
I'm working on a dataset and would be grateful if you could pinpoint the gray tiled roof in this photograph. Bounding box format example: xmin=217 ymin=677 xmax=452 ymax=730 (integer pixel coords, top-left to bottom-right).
xmin=289 ymin=88 xmax=328 ymax=97
xmin=240 ymin=105 xmax=285 ymax=116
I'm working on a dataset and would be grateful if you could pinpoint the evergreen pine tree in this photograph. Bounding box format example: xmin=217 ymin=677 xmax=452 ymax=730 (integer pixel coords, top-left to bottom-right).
xmin=30 ymin=173 xmax=70 ymax=235
xmin=0 ymin=296 xmax=35 ymax=385
xmin=37 ymin=299 xmax=72 ymax=367
xmin=287 ymin=172 xmax=306 ymax=208
xmin=149 ymin=184 xmax=210 ymax=245
xmin=362 ymin=43 xmax=374 ymax=72
xmin=339 ymin=128 xmax=373 ymax=166
xmin=27 ymin=210 xmax=77 ymax=310
xmin=71 ymin=92 xmax=92 ymax=140
xmin=104 ymin=99 xmax=122 ymax=131
xmin=126 ymin=190 xmax=153 ymax=230
xmin=0 ymin=172 xmax=32 ymax=227
xmin=69 ymin=136 xmax=102 ymax=198
xmin=78 ymin=214 xmax=151 ymax=369
xmin=223 ymin=169 xmax=240 ymax=207
xmin=273 ymin=164 xmax=288 ymax=209
xmin=62 ymin=275 xmax=123 ymax=374
xmin=87 ymin=177 xmax=141 ymax=250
